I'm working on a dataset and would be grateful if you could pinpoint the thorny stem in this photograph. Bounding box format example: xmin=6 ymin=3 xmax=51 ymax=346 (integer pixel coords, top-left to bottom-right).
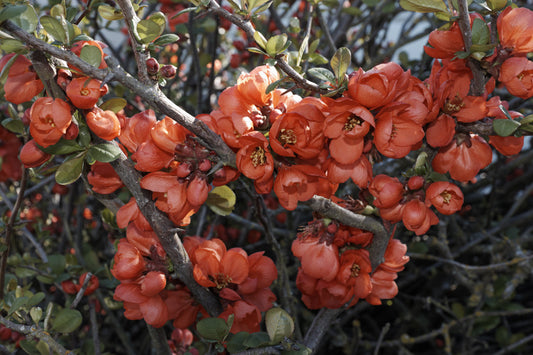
xmin=0 ymin=168 xmax=28 ymax=300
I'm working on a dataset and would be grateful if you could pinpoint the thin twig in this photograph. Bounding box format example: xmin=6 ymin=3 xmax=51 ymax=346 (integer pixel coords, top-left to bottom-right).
xmin=0 ymin=168 xmax=27 ymax=299
xmin=70 ymin=272 xmax=93 ymax=309
xmin=0 ymin=316 xmax=69 ymax=354
xmin=89 ymin=299 xmax=101 ymax=355
xmin=146 ymin=325 xmax=172 ymax=355
xmin=408 ymin=253 xmax=533 ymax=273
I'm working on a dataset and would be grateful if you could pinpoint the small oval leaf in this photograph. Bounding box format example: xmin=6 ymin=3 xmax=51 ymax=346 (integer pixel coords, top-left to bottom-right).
xmin=206 ymin=185 xmax=236 ymax=216
xmin=196 ymin=317 xmax=230 ymax=341
xmin=493 ymin=119 xmax=520 ymax=137
xmin=265 ymin=307 xmax=294 ymax=343
xmin=80 ymin=45 xmax=102 ymax=68
xmin=40 ymin=15 xmax=67 ymax=43
xmin=52 ymin=308 xmax=82 ymax=333
xmin=87 ymin=143 xmax=122 ymax=163
xmin=55 ymin=155 xmax=85 ymax=185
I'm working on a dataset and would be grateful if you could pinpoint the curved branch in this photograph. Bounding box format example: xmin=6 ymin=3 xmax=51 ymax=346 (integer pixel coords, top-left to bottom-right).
xmin=109 ymin=148 xmax=223 ymax=316
xmin=304 ymin=196 xmax=390 ymax=271
xmin=0 ymin=21 xmax=236 ymax=167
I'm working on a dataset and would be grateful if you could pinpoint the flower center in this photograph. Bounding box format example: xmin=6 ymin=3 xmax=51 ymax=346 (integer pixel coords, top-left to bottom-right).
xmin=350 ymin=263 xmax=361 ymax=278
xmin=344 ymin=114 xmax=363 ymax=131
xmin=444 ymin=94 xmax=465 ymax=114
xmin=214 ymin=273 xmax=232 ymax=289
xmin=47 ymin=117 xmax=55 ymax=127
xmin=440 ymin=190 xmax=452 ymax=204
xmin=80 ymin=87 xmax=90 ymax=96
xmin=250 ymin=146 xmax=267 ymax=167
xmin=278 ymin=128 xmax=297 ymax=146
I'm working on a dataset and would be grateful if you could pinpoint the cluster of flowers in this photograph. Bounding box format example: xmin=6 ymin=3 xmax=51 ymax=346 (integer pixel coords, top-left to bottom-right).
xmin=292 ymin=219 xmax=409 ymax=309
xmin=111 ymin=195 xmax=277 ymax=331
xmin=369 ymin=176 xmax=464 ymax=235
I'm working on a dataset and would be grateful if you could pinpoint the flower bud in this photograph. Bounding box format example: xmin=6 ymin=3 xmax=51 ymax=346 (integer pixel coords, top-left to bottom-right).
xmin=19 ymin=140 xmax=51 ymax=168
xmin=146 ymin=58 xmax=160 ymax=76
xmin=160 ymin=65 xmax=176 ymax=79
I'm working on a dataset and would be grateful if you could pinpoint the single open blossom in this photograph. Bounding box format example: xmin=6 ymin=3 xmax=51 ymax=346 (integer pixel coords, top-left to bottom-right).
xmin=424 ymin=21 xmax=465 ymax=59
xmin=119 ymin=110 xmax=157 ymax=153
xmin=336 ymin=249 xmax=372 ymax=300
xmin=402 ymin=199 xmax=439 ymax=235
xmin=274 ymin=164 xmax=324 ymax=210
xmin=347 ymin=62 xmax=409 ymax=109
xmin=497 ymin=6 xmax=533 ymax=55
xmin=322 ymin=97 xmax=374 ymax=164
xmin=432 ymin=134 xmax=493 ymax=182
xmin=269 ymin=99 xmax=326 ymax=159
xmin=292 ymin=237 xmax=339 ymax=282
xmin=499 ymin=57 xmax=533 ymax=99
xmin=86 ymin=107 xmax=121 ymax=141
xmin=425 ymin=181 xmax=464 ymax=215
xmin=111 ymin=239 xmax=146 ymax=280
xmin=0 ymin=54 xmax=44 ymax=104
xmin=236 ymin=131 xmax=274 ymax=182
xmin=29 ymin=97 xmax=72 ymax=148
xmin=66 ymin=76 xmax=107 ymax=109
xmin=369 ymin=174 xmax=404 ymax=209
xmin=326 ymin=155 xmax=373 ymax=188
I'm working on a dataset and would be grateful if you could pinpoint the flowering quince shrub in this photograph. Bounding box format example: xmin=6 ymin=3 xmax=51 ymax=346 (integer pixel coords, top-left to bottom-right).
xmin=1 ymin=0 xmax=533 ymax=354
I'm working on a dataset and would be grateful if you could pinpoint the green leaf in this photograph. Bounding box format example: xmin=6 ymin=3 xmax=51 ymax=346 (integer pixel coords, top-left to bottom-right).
xmin=71 ymin=34 xmax=93 ymax=44
xmin=137 ymin=18 xmax=164 ymax=44
xmin=472 ymin=315 xmax=500 ymax=336
xmin=100 ymin=98 xmax=127 ymax=113
xmin=266 ymin=34 xmax=289 ymax=57
xmin=253 ymin=31 xmax=268 ymax=49
xmin=265 ymin=77 xmax=285 ymax=94
xmin=98 ymin=5 xmax=123 ymax=20
xmin=399 ymin=0 xmax=448 ymax=13
xmin=247 ymin=47 xmax=268 ymax=56
xmin=47 ymin=254 xmax=66 ymax=275
xmin=0 ymin=39 xmax=26 ymax=54
xmin=39 ymin=139 xmax=84 ymax=155
xmin=0 ymin=53 xmax=18 ymax=84
xmin=78 ymin=124 xmax=91 ymax=147
xmin=253 ymin=0 xmax=273 ymax=14
xmin=493 ymin=119 xmax=520 ymax=137
xmin=30 ymin=307 xmax=43 ymax=324
xmin=80 ymin=45 xmax=102 ymax=68
xmin=0 ymin=5 xmax=27 ymax=24
xmin=1 ymin=118 xmax=24 ymax=134
xmin=471 ymin=18 xmax=490 ymax=45
xmin=27 ymin=292 xmax=45 ymax=307
xmin=206 ymin=185 xmax=236 ymax=216
xmin=242 ymin=332 xmax=271 ymax=348
xmin=153 ymin=34 xmax=180 ymax=46
xmin=308 ymin=67 xmax=336 ymax=84
xmin=19 ymin=339 xmax=40 ymax=355
xmin=266 ymin=308 xmax=294 ymax=343
xmin=87 ymin=143 xmax=122 ymax=163
xmin=7 ymin=296 xmax=29 ymax=316
xmin=226 ymin=332 xmax=250 ymax=353
xmin=196 ymin=317 xmax=230 ymax=341
xmin=52 ymin=308 xmax=83 ymax=333
xmin=40 ymin=15 xmax=67 ymax=43
xmin=308 ymin=53 xmax=328 ymax=65
xmin=11 ymin=4 xmax=38 ymax=33
xmin=330 ymin=47 xmax=351 ymax=82
xmin=55 ymin=154 xmax=85 ymax=185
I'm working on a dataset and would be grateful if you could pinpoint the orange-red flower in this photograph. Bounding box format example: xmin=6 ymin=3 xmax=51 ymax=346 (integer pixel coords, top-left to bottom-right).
xmin=425 ymin=181 xmax=464 ymax=215
xmin=425 ymin=114 xmax=456 ymax=148
xmin=292 ymin=237 xmax=339 ymax=282
xmin=0 ymin=128 xmax=22 ymax=182
xmin=347 ymin=62 xmax=409 ymax=109
xmin=269 ymin=99 xmax=326 ymax=159
xmin=432 ymin=134 xmax=493 ymax=182
xmin=29 ymin=98 xmax=72 ymax=148
xmin=402 ymin=199 xmax=439 ymax=235
xmin=274 ymin=164 xmax=324 ymax=210
xmin=373 ymin=103 xmax=425 ymax=158
xmin=19 ymin=139 xmax=50 ymax=168
xmin=322 ymin=97 xmax=373 ymax=164
xmin=497 ymin=6 xmax=533 ymax=55
xmin=87 ymin=161 xmax=124 ymax=194
xmin=236 ymin=131 xmax=274 ymax=182
xmin=488 ymin=135 xmax=524 ymax=156
xmin=499 ymin=57 xmax=533 ymax=99
xmin=0 ymin=54 xmax=44 ymax=104
xmin=326 ymin=155 xmax=373 ymax=188
xmin=424 ymin=21 xmax=465 ymax=59
xmin=336 ymin=249 xmax=372 ymax=300
xmin=111 ymin=239 xmax=146 ymax=280
xmin=85 ymin=107 xmax=121 ymax=141
xmin=66 ymin=76 xmax=107 ymax=109
xmin=119 ymin=110 xmax=157 ymax=153
xmin=369 ymin=174 xmax=404 ymax=209
xmin=192 ymin=239 xmax=249 ymax=289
